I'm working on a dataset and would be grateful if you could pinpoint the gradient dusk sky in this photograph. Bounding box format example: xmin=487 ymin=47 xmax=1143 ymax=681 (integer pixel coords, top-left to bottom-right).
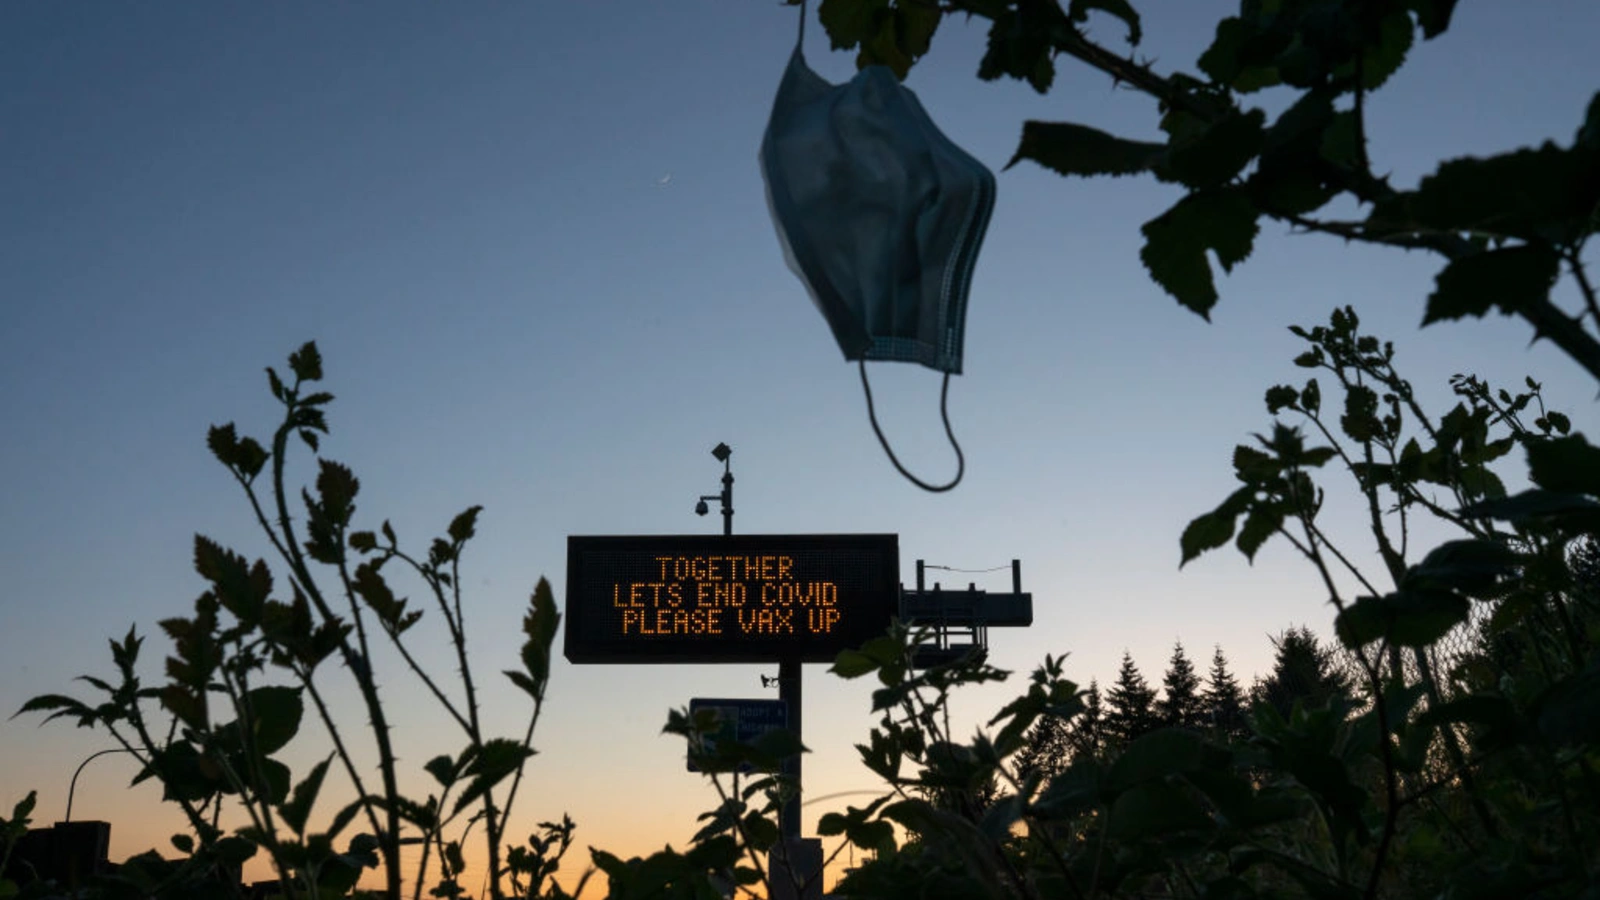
xmin=3 ymin=1 xmax=1596 ymax=892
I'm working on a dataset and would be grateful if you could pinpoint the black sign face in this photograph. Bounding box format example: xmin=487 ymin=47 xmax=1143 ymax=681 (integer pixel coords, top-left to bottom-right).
xmin=564 ymin=534 xmax=898 ymax=663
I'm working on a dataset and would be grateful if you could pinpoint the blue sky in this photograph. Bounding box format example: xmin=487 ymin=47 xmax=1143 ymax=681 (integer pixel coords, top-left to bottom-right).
xmin=3 ymin=0 xmax=1597 ymax=891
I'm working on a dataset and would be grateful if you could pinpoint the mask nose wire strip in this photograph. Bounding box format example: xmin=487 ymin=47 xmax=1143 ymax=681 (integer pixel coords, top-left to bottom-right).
xmin=859 ymin=360 xmax=965 ymax=492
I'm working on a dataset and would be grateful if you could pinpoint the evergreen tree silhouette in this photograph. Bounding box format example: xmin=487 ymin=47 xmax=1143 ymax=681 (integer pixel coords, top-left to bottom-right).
xmin=1157 ymin=641 xmax=1203 ymax=730
xmin=1254 ymin=626 xmax=1350 ymax=718
xmin=1013 ymin=710 xmax=1073 ymax=784
xmin=1202 ymin=645 xmax=1247 ymax=741
xmin=1067 ymin=679 xmax=1105 ymax=761
xmin=1104 ymin=652 xmax=1157 ymax=748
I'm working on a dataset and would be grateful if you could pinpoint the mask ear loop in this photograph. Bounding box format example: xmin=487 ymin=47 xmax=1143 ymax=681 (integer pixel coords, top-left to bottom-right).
xmin=859 ymin=360 xmax=965 ymax=492
xmin=795 ymin=0 xmax=961 ymax=492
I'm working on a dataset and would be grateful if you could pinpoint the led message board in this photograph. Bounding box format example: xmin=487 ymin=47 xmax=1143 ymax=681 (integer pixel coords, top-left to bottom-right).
xmin=564 ymin=534 xmax=898 ymax=663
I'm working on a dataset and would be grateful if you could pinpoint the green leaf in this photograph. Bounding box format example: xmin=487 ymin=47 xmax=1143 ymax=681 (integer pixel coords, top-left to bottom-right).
xmin=1319 ymin=111 xmax=1360 ymax=168
xmin=279 ymin=755 xmax=333 ymax=836
xmin=288 ymin=342 xmax=323 ymax=382
xmin=818 ymin=0 xmax=888 ymax=52
xmin=266 ymin=367 xmax=287 ymax=402
xmin=1525 ymin=435 xmax=1600 ymax=495
xmin=1067 ymin=0 xmax=1141 ymax=44
xmin=1403 ymin=539 xmax=1518 ymax=596
xmin=353 ymin=563 xmax=414 ymax=636
xmin=193 ymin=536 xmax=265 ymax=624
xmin=1352 ymin=9 xmax=1413 ymax=90
xmin=251 ymin=757 xmax=294 ymax=806
xmin=1235 ymin=506 xmax=1282 ymax=562
xmin=1461 ymin=489 xmax=1600 ymax=535
xmin=520 ymin=578 xmax=559 ymax=689
xmin=1107 ymin=728 xmax=1209 ymax=790
xmin=214 ymin=835 xmax=259 ymax=866
xmin=314 ymin=459 xmax=360 ymax=526
xmin=452 ymin=739 xmax=535 ymax=815
xmin=1535 ymin=659 xmax=1600 ymax=745
xmin=447 ymin=505 xmax=483 ymax=544
xmin=1301 ymin=378 xmax=1322 ymax=414
xmin=1335 ymin=589 xmax=1469 ymax=649
xmin=1107 ymin=780 xmax=1212 ymax=840
xmin=1157 ymin=109 xmax=1266 ymax=190
xmin=1265 ymin=385 xmax=1300 ymax=414
xmin=15 ymin=693 xmax=100 ymax=726
xmin=1422 ymin=246 xmax=1560 ymax=325
xmin=1005 ymin=121 xmax=1165 ymax=177
xmin=1140 ymin=188 xmax=1260 ymax=320
xmin=1233 ymin=444 xmax=1278 ymax=481
xmin=1372 ymin=143 xmax=1600 ymax=246
xmin=1405 ymin=0 xmax=1458 ymax=39
xmin=831 ymin=649 xmax=879 ymax=679
xmin=425 ymin=754 xmax=459 ymax=788
xmin=977 ymin=8 xmax=1055 ymax=93
xmin=1180 ymin=510 xmax=1236 ymax=568
xmin=241 ymin=685 xmax=303 ymax=756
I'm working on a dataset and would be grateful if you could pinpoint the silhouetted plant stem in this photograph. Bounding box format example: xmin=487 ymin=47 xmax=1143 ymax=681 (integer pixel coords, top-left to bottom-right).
xmin=269 ymin=402 xmax=403 ymax=899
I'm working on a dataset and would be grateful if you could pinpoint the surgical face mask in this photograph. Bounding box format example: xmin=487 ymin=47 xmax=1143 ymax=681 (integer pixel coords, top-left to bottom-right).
xmin=759 ymin=44 xmax=995 ymax=376
xmin=758 ymin=8 xmax=996 ymax=491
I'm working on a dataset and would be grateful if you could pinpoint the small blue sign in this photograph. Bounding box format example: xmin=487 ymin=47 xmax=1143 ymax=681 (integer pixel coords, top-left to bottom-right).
xmin=686 ymin=698 xmax=789 ymax=772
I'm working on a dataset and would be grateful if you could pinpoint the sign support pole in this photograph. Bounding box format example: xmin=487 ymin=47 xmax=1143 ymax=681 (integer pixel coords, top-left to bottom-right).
xmin=779 ymin=656 xmax=801 ymax=840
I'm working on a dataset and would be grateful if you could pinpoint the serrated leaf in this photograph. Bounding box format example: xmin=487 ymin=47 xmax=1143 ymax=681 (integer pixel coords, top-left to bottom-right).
xmin=1403 ymin=539 xmax=1518 ymax=596
xmin=1354 ymin=9 xmax=1413 ymax=90
xmin=977 ymin=8 xmax=1055 ymax=93
xmin=1068 ymin=0 xmax=1141 ymax=44
xmin=520 ymin=578 xmax=559 ymax=689
xmin=1461 ymin=489 xmax=1600 ymax=532
xmin=447 ymin=505 xmax=482 ymax=544
xmin=1525 ymin=435 xmax=1600 ymax=496
xmin=426 ymin=754 xmax=459 ymax=788
xmin=240 ymin=685 xmax=303 ymax=756
xmin=1335 ymin=589 xmax=1468 ymax=649
xmin=1005 ymin=121 xmax=1165 ymax=177
xmin=1198 ymin=17 xmax=1286 ymax=92
xmin=1236 ymin=506 xmax=1282 ymax=562
xmin=288 ymin=342 xmax=323 ymax=382
xmin=1534 ymin=660 xmax=1600 ymax=745
xmin=831 ymin=649 xmax=879 ymax=679
xmin=1233 ymin=443 xmax=1277 ymax=481
xmin=207 ymin=423 xmax=240 ymax=467
xmin=1140 ymin=188 xmax=1260 ymax=320
xmin=1107 ymin=728 xmax=1209 ymax=789
xmin=1405 ymin=0 xmax=1458 ymax=39
xmin=1157 ymin=109 xmax=1266 ymax=190
xmin=279 ymin=755 xmax=333 ymax=836
xmin=817 ymin=0 xmax=888 ymax=51
xmin=1180 ymin=510 xmax=1236 ymax=568
xmin=452 ymin=739 xmax=535 ymax=816
xmin=1108 ymin=780 xmax=1212 ymax=840
xmin=1372 ymin=143 xmax=1599 ymax=246
xmin=1422 ymin=246 xmax=1560 ymax=325
xmin=1265 ymin=385 xmax=1300 ymax=414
